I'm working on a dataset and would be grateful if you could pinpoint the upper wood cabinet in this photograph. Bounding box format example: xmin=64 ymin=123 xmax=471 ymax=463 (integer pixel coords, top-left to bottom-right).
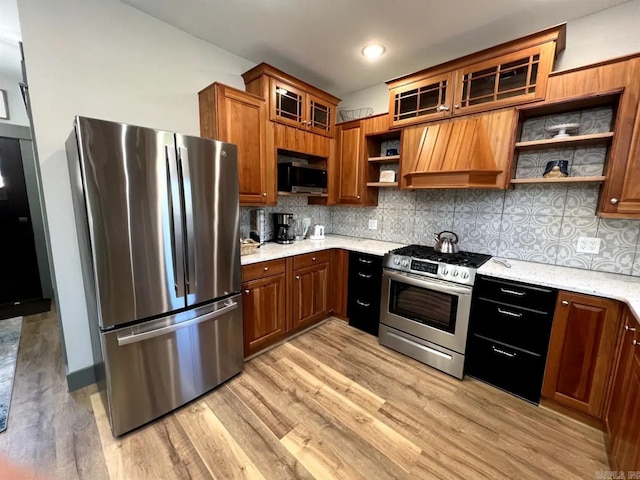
xmin=545 ymin=54 xmax=640 ymax=218
xmin=337 ymin=122 xmax=363 ymax=204
xmin=399 ymin=109 xmax=516 ymax=190
xmin=542 ymin=291 xmax=622 ymax=419
xmin=198 ymin=83 xmax=274 ymax=205
xmin=386 ymin=24 xmax=565 ymax=128
xmin=243 ymin=63 xmax=340 ymax=138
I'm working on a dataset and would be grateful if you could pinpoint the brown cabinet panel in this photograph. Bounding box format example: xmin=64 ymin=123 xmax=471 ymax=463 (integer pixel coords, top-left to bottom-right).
xmin=307 ymin=92 xmax=336 ymax=137
xmin=607 ymin=310 xmax=640 ymax=469
xmin=331 ymin=249 xmax=349 ymax=320
xmin=337 ymin=123 xmax=363 ymax=203
xmin=198 ymin=83 xmax=273 ymax=205
xmin=242 ymin=273 xmax=287 ymax=357
xmin=293 ymin=250 xmax=332 ymax=271
xmin=273 ymin=122 xmax=331 ymax=158
xmin=542 ymin=292 xmax=621 ymax=418
xmin=270 ymin=78 xmax=306 ymax=128
xmin=292 ymin=261 xmax=330 ymax=331
xmin=242 ymin=258 xmax=286 ymax=283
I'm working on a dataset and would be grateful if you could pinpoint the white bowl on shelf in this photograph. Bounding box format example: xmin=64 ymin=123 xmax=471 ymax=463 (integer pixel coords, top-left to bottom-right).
xmin=545 ymin=123 xmax=581 ymax=138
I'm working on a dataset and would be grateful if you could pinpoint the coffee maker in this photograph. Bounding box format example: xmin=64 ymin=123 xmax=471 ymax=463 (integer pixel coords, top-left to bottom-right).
xmin=274 ymin=213 xmax=295 ymax=244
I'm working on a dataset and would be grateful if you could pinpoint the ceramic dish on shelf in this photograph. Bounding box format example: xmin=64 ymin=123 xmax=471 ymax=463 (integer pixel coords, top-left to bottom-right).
xmin=545 ymin=123 xmax=581 ymax=138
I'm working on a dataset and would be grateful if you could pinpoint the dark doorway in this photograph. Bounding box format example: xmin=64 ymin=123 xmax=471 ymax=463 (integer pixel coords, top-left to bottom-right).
xmin=0 ymin=136 xmax=43 ymax=309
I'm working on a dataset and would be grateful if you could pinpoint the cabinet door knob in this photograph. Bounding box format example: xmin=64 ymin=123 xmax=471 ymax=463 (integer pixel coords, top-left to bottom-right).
xmin=626 ymin=325 xmax=637 ymax=332
xmin=561 ymin=300 xmax=569 ymax=306
xmin=437 ymin=105 xmax=449 ymax=112
xmin=633 ymin=339 xmax=639 ymax=347
xmin=357 ymin=195 xmax=361 ymax=199
xmin=263 ymin=267 xmax=269 ymax=271
xmin=312 ymin=257 xmax=316 ymax=261
xmin=262 ymin=192 xmax=267 ymax=197
xmin=296 ymin=275 xmax=300 ymax=280
xmin=610 ymin=198 xmax=619 ymax=205
xmin=454 ymin=104 xmax=460 ymax=109
xmin=244 ymin=289 xmax=250 ymax=294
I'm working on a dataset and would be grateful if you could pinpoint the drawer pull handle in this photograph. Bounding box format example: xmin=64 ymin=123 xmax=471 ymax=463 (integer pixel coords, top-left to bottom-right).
xmin=263 ymin=267 xmax=269 ymax=272
xmin=492 ymin=346 xmax=516 ymax=358
xmin=634 ymin=339 xmax=639 ymax=347
xmin=500 ymin=288 xmax=525 ymax=296
xmin=356 ymin=299 xmax=371 ymax=308
xmin=358 ymin=272 xmax=372 ymax=279
xmin=358 ymin=258 xmax=373 ymax=264
xmin=625 ymin=325 xmax=636 ymax=332
xmin=498 ymin=308 xmax=522 ymax=318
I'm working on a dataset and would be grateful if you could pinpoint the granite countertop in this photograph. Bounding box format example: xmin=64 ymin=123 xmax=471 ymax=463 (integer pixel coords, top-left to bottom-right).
xmin=241 ymin=234 xmax=640 ymax=321
xmin=240 ymin=234 xmax=404 ymax=265
xmin=479 ymin=258 xmax=640 ymax=320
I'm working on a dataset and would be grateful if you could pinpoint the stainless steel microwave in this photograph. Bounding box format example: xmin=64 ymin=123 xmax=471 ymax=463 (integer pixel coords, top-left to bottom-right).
xmin=277 ymin=162 xmax=328 ymax=194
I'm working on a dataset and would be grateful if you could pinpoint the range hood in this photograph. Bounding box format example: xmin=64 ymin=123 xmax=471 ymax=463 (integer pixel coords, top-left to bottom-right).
xmin=403 ymin=117 xmax=504 ymax=189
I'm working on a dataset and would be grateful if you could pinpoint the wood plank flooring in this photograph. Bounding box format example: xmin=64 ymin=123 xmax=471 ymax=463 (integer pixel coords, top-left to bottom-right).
xmin=0 ymin=312 xmax=609 ymax=479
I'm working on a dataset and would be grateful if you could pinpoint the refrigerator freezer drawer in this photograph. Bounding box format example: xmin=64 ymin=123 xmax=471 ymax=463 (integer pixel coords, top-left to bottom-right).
xmin=101 ymin=295 xmax=243 ymax=436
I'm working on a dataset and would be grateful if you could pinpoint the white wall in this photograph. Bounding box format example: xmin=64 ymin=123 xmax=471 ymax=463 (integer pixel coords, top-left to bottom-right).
xmin=0 ymin=73 xmax=29 ymax=126
xmin=18 ymin=0 xmax=255 ymax=376
xmin=339 ymin=0 xmax=640 ymax=114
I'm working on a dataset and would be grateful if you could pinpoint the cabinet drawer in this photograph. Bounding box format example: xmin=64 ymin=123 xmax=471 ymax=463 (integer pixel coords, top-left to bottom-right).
xmin=349 ymin=252 xmax=383 ymax=274
xmin=242 ymin=259 xmax=286 ymax=282
xmin=466 ymin=334 xmax=546 ymax=404
xmin=293 ymin=250 xmax=332 ymax=270
xmin=348 ymin=297 xmax=381 ymax=336
xmin=475 ymin=276 xmax=557 ymax=312
xmin=471 ymin=298 xmax=553 ymax=354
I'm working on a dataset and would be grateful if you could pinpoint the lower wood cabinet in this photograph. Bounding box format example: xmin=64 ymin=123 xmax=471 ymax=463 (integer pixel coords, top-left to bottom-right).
xmin=292 ymin=252 xmax=331 ymax=331
xmin=241 ymin=250 xmax=344 ymax=357
xmin=241 ymin=273 xmax=286 ymax=357
xmin=607 ymin=309 xmax=640 ymax=472
xmin=542 ymin=291 xmax=622 ymax=419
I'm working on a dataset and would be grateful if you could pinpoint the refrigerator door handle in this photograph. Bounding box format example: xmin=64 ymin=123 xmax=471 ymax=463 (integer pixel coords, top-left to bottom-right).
xmin=166 ymin=145 xmax=185 ymax=299
xmin=178 ymin=146 xmax=197 ymax=294
xmin=117 ymin=300 xmax=239 ymax=346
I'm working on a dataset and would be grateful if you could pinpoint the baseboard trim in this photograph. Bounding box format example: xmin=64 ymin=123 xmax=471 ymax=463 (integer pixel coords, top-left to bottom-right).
xmin=67 ymin=365 xmax=96 ymax=392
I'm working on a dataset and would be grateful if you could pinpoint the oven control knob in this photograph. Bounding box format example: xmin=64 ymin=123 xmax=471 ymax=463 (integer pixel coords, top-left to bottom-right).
xmin=401 ymin=259 xmax=409 ymax=267
xmin=452 ymin=269 xmax=459 ymax=277
xmin=393 ymin=258 xmax=400 ymax=265
xmin=441 ymin=268 xmax=448 ymax=275
xmin=461 ymin=271 xmax=469 ymax=279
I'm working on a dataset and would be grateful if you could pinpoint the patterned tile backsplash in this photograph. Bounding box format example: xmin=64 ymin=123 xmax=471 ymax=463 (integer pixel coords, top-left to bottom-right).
xmin=240 ymin=184 xmax=640 ymax=277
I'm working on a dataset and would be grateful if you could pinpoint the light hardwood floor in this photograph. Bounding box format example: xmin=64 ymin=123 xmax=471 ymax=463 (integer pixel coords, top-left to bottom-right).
xmin=0 ymin=311 xmax=609 ymax=479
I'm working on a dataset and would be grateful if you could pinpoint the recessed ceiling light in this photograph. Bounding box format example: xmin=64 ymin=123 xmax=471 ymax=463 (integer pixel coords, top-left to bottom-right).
xmin=362 ymin=44 xmax=385 ymax=59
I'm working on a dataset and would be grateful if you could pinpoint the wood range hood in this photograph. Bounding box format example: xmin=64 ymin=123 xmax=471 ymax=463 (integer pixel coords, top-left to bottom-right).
xmin=403 ymin=117 xmax=503 ymax=189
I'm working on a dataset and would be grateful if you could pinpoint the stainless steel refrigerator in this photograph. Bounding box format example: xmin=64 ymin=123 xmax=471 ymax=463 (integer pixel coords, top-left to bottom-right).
xmin=66 ymin=116 xmax=243 ymax=436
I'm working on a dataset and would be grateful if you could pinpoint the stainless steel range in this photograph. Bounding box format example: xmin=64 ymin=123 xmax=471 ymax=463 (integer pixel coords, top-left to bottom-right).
xmin=378 ymin=245 xmax=491 ymax=379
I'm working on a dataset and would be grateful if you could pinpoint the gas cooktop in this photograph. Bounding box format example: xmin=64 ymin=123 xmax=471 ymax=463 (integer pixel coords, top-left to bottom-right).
xmin=389 ymin=245 xmax=492 ymax=268
xmin=383 ymin=244 xmax=492 ymax=286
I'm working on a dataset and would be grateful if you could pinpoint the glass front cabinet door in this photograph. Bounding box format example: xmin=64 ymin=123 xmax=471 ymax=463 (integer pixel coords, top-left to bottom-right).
xmin=307 ymin=93 xmax=335 ymax=137
xmin=389 ymin=72 xmax=456 ymax=128
xmin=271 ymin=78 xmax=305 ymax=128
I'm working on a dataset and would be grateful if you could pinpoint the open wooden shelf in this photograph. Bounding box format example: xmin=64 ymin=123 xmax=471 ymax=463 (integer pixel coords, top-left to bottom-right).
xmin=277 ymin=191 xmax=328 ymax=197
xmin=514 ymin=132 xmax=613 ymax=151
xmin=510 ymin=176 xmax=606 ymax=185
xmin=366 ymin=182 xmax=398 ymax=187
xmin=368 ymin=154 xmax=400 ymax=163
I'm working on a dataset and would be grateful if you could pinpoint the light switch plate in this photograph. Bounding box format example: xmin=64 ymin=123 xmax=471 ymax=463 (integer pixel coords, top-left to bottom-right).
xmin=368 ymin=219 xmax=378 ymax=230
xmin=576 ymin=237 xmax=602 ymax=254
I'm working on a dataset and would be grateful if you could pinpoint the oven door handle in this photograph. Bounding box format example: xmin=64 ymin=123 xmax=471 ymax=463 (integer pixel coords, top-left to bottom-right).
xmin=384 ymin=270 xmax=471 ymax=296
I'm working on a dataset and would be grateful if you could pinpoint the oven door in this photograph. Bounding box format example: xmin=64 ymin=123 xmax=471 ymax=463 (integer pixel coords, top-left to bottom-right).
xmin=380 ymin=269 xmax=472 ymax=354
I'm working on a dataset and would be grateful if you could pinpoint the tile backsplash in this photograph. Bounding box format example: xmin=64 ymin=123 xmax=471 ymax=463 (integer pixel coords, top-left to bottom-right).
xmin=331 ymin=185 xmax=640 ymax=276
xmin=241 ymin=184 xmax=640 ymax=277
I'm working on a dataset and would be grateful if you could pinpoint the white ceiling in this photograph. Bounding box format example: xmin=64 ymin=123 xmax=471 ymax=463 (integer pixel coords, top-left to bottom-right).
xmin=120 ymin=0 xmax=630 ymax=97
xmin=0 ymin=0 xmax=22 ymax=80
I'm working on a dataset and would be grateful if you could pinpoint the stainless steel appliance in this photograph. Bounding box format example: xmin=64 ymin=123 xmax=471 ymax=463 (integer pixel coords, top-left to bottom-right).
xmin=277 ymin=161 xmax=327 ymax=194
xmin=66 ymin=116 xmax=243 ymax=436
xmin=433 ymin=230 xmax=460 ymax=254
xmin=250 ymin=208 xmax=269 ymax=243
xmin=379 ymin=245 xmax=491 ymax=379
xmin=274 ymin=213 xmax=295 ymax=244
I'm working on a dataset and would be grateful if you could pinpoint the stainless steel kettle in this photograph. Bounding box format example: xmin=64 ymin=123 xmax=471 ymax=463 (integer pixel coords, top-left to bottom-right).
xmin=433 ymin=231 xmax=460 ymax=254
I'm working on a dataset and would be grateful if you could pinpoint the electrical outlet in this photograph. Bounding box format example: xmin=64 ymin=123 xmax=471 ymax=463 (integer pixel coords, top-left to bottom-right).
xmin=368 ymin=219 xmax=378 ymax=230
xmin=576 ymin=237 xmax=602 ymax=254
